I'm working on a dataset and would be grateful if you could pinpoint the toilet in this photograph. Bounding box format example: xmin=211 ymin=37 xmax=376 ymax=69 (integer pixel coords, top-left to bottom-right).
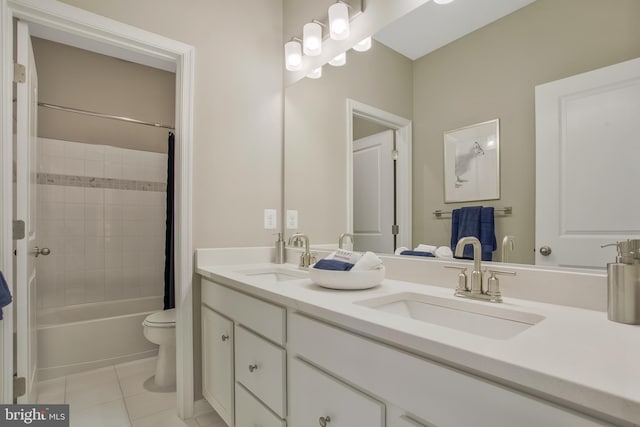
xmin=143 ymin=308 xmax=176 ymax=389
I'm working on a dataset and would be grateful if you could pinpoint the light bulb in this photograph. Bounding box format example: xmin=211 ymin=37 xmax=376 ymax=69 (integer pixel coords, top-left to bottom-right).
xmin=329 ymin=52 xmax=346 ymax=67
xmin=329 ymin=2 xmax=350 ymax=40
xmin=307 ymin=67 xmax=322 ymax=79
xmin=353 ymin=36 xmax=372 ymax=52
xmin=303 ymin=22 xmax=322 ymax=56
xmin=284 ymin=40 xmax=302 ymax=71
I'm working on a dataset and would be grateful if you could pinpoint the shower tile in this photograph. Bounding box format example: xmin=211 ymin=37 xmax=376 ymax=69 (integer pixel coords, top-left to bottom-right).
xmin=64 ymin=203 xmax=85 ymax=220
xmin=85 ymin=220 xmax=105 ymax=237
xmin=104 ymin=162 xmax=123 ymax=179
xmin=66 ymin=158 xmax=85 ymax=176
xmin=105 ymin=204 xmax=124 ymax=220
xmin=85 ymin=188 xmax=105 ymax=204
xmin=64 ymin=187 xmax=85 ymax=204
xmin=39 ymin=138 xmax=67 ymax=157
xmin=86 ymin=159 xmax=105 ymax=178
xmin=63 ymin=141 xmax=85 ymax=160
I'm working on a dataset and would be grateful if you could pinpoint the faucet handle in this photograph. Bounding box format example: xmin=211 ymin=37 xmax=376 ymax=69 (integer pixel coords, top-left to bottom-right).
xmin=445 ymin=265 xmax=468 ymax=293
xmin=485 ymin=269 xmax=516 ymax=302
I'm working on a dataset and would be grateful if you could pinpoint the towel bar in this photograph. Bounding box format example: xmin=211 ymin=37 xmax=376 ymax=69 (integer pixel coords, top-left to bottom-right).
xmin=433 ymin=206 xmax=512 ymax=218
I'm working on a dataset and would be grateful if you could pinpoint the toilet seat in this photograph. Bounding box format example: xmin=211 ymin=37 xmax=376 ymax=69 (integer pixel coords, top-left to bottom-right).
xmin=143 ymin=308 xmax=176 ymax=328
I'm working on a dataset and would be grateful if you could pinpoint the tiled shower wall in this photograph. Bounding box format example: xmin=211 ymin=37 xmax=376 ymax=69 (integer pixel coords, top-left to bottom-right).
xmin=36 ymin=137 xmax=168 ymax=309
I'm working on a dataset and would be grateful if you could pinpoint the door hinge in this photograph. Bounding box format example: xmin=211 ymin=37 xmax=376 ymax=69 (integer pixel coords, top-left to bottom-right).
xmin=13 ymin=375 xmax=26 ymax=400
xmin=13 ymin=220 xmax=25 ymax=240
xmin=14 ymin=63 xmax=26 ymax=83
xmin=392 ymin=224 xmax=399 ymax=235
xmin=392 ymin=149 xmax=399 ymax=161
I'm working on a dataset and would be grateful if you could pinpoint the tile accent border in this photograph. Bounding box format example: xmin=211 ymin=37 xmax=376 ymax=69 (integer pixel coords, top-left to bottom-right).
xmin=37 ymin=172 xmax=167 ymax=192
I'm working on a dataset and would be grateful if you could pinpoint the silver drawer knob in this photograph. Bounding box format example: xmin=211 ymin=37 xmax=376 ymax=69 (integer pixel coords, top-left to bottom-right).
xmin=248 ymin=364 xmax=258 ymax=373
xmin=319 ymin=416 xmax=331 ymax=426
xmin=221 ymin=334 xmax=229 ymax=342
xmin=539 ymin=246 xmax=552 ymax=256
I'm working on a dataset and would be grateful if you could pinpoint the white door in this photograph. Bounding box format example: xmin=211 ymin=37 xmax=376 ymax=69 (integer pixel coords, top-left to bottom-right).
xmin=353 ymin=130 xmax=395 ymax=253
xmin=15 ymin=20 xmax=40 ymax=403
xmin=535 ymin=57 xmax=640 ymax=268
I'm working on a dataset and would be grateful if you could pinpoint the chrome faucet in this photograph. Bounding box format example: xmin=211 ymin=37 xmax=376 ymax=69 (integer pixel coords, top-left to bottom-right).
xmin=338 ymin=233 xmax=354 ymax=249
xmin=446 ymin=236 xmax=516 ymax=303
xmin=288 ymin=233 xmax=316 ymax=268
xmin=501 ymin=235 xmax=515 ymax=263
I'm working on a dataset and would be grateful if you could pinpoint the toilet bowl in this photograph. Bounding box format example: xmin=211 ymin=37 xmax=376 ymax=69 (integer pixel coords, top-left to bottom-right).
xmin=143 ymin=308 xmax=176 ymax=388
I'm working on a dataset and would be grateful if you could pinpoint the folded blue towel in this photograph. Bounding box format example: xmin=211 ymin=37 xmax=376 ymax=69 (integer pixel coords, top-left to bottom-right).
xmin=451 ymin=206 xmax=496 ymax=261
xmin=0 ymin=271 xmax=12 ymax=320
xmin=313 ymin=259 xmax=354 ymax=271
xmin=400 ymin=250 xmax=435 ymax=258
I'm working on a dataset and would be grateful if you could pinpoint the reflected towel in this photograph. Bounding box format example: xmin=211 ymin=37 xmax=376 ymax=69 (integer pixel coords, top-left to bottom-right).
xmin=480 ymin=207 xmax=497 ymax=261
xmin=313 ymin=259 xmax=354 ymax=271
xmin=394 ymin=247 xmax=409 ymax=255
xmin=400 ymin=250 xmax=435 ymax=258
xmin=351 ymin=251 xmax=383 ymax=271
xmin=435 ymin=246 xmax=454 ymax=259
xmin=451 ymin=206 xmax=496 ymax=261
xmin=414 ymin=244 xmax=437 ymax=253
xmin=0 ymin=271 xmax=12 ymax=320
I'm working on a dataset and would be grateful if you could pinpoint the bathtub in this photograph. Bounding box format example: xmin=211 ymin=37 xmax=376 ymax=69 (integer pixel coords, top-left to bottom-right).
xmin=37 ymin=296 xmax=163 ymax=380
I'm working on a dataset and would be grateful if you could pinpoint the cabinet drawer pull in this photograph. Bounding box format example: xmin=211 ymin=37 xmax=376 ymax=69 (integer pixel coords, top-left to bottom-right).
xmin=221 ymin=334 xmax=229 ymax=342
xmin=248 ymin=363 xmax=258 ymax=373
xmin=319 ymin=415 xmax=331 ymax=426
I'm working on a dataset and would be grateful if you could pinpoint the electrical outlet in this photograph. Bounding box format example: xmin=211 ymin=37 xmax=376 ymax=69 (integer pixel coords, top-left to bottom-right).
xmin=264 ymin=209 xmax=277 ymax=229
xmin=286 ymin=210 xmax=298 ymax=229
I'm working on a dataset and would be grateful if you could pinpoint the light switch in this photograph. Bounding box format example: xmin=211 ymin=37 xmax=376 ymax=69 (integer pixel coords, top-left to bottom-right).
xmin=286 ymin=210 xmax=298 ymax=229
xmin=264 ymin=209 xmax=277 ymax=229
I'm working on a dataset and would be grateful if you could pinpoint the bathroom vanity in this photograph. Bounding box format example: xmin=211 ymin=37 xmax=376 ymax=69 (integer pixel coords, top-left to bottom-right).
xmin=196 ymin=247 xmax=640 ymax=427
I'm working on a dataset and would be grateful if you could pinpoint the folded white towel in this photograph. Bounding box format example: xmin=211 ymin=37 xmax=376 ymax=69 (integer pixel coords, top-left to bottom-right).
xmin=414 ymin=244 xmax=437 ymax=253
xmin=326 ymin=249 xmax=361 ymax=264
xmin=394 ymin=246 xmax=409 ymax=255
xmin=352 ymin=251 xmax=383 ymax=271
xmin=435 ymin=246 xmax=453 ymax=259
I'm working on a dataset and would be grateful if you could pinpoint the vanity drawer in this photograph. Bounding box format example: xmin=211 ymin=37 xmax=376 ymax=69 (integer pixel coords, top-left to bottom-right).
xmin=201 ymin=278 xmax=285 ymax=344
xmin=289 ymin=313 xmax=611 ymax=427
xmin=235 ymin=325 xmax=286 ymax=417
xmin=235 ymin=383 xmax=286 ymax=427
xmin=289 ymin=357 xmax=385 ymax=427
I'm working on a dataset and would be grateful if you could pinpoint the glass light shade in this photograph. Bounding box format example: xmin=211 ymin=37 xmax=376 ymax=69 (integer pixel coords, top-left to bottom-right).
xmin=328 ymin=2 xmax=350 ymax=40
xmin=303 ymin=22 xmax=322 ymax=56
xmin=353 ymin=36 xmax=372 ymax=52
xmin=284 ymin=40 xmax=302 ymax=71
xmin=329 ymin=52 xmax=346 ymax=67
xmin=307 ymin=67 xmax=322 ymax=79
xmin=433 ymin=0 xmax=455 ymax=4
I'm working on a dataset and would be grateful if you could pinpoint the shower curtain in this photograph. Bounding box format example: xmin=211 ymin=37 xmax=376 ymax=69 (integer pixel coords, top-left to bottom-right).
xmin=164 ymin=132 xmax=175 ymax=310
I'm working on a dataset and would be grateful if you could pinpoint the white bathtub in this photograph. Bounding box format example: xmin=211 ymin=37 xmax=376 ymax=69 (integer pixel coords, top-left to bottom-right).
xmin=37 ymin=296 xmax=163 ymax=380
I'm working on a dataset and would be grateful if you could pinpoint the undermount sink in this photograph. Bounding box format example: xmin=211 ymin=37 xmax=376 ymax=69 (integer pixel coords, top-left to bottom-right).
xmin=356 ymin=292 xmax=544 ymax=340
xmin=238 ymin=267 xmax=308 ymax=282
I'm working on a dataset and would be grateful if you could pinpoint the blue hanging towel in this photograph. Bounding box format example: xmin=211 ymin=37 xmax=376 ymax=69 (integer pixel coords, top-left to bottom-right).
xmin=0 ymin=271 xmax=12 ymax=320
xmin=451 ymin=206 xmax=496 ymax=261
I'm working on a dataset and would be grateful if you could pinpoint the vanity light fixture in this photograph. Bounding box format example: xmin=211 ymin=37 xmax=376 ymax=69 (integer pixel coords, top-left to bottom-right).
xmin=433 ymin=0 xmax=455 ymax=4
xmin=303 ymin=21 xmax=323 ymax=56
xmin=307 ymin=66 xmax=322 ymax=79
xmin=328 ymin=1 xmax=350 ymax=40
xmin=329 ymin=52 xmax=346 ymax=66
xmin=352 ymin=36 xmax=372 ymax=52
xmin=284 ymin=39 xmax=302 ymax=71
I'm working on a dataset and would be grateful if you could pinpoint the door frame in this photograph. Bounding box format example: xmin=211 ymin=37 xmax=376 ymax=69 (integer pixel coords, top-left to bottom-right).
xmin=0 ymin=0 xmax=195 ymax=417
xmin=346 ymin=99 xmax=412 ymax=250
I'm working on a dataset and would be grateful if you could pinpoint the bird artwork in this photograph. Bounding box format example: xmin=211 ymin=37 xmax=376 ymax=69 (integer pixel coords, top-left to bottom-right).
xmin=454 ymin=141 xmax=484 ymax=188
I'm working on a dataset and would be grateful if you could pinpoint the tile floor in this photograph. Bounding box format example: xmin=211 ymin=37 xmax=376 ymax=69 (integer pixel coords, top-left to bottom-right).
xmin=36 ymin=356 xmax=225 ymax=427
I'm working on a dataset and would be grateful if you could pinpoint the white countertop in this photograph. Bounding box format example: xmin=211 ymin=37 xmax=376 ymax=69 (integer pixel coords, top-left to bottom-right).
xmin=195 ymin=250 xmax=640 ymax=426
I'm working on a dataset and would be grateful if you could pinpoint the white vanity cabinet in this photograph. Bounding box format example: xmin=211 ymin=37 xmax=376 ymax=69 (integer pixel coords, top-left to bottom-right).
xmin=288 ymin=313 xmax=613 ymax=427
xmin=201 ymin=278 xmax=287 ymax=427
xmin=289 ymin=357 xmax=385 ymax=427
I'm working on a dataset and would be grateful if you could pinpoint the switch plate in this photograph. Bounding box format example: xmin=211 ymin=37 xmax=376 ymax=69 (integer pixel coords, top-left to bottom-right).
xmin=264 ymin=209 xmax=277 ymax=229
xmin=286 ymin=210 xmax=298 ymax=229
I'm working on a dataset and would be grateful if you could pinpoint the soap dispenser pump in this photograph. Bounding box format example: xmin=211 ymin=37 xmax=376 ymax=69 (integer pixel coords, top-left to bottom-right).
xmin=274 ymin=232 xmax=285 ymax=264
xmin=601 ymin=239 xmax=640 ymax=324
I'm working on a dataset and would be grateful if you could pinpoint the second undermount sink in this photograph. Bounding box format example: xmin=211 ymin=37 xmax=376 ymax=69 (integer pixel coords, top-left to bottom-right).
xmin=355 ymin=292 xmax=545 ymax=340
xmin=238 ymin=267 xmax=308 ymax=282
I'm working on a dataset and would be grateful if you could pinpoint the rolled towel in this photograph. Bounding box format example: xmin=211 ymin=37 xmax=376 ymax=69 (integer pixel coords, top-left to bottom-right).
xmin=400 ymin=250 xmax=435 ymax=257
xmin=394 ymin=246 xmax=409 ymax=255
xmin=414 ymin=244 xmax=437 ymax=253
xmin=326 ymin=249 xmax=362 ymax=264
xmin=313 ymin=259 xmax=354 ymax=271
xmin=351 ymin=251 xmax=383 ymax=271
xmin=435 ymin=246 xmax=454 ymax=259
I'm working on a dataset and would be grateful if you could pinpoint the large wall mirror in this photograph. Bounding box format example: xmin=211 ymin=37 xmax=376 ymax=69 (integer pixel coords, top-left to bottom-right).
xmin=284 ymin=0 xmax=640 ymax=265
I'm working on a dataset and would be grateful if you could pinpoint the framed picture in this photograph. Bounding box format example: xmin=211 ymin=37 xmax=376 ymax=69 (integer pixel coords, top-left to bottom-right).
xmin=443 ymin=118 xmax=500 ymax=203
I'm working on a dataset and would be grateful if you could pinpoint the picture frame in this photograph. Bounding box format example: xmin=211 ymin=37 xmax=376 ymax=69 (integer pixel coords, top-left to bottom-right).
xmin=443 ymin=118 xmax=500 ymax=203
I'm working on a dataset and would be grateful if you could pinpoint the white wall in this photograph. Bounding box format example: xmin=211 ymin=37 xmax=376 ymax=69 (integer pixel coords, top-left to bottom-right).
xmin=36 ymin=138 xmax=167 ymax=309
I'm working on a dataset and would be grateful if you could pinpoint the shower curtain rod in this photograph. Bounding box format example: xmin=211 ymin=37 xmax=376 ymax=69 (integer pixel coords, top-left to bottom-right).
xmin=38 ymin=102 xmax=175 ymax=130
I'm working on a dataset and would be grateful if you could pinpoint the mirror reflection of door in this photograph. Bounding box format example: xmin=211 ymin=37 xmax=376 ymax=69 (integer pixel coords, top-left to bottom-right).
xmin=353 ymin=117 xmax=396 ymax=253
